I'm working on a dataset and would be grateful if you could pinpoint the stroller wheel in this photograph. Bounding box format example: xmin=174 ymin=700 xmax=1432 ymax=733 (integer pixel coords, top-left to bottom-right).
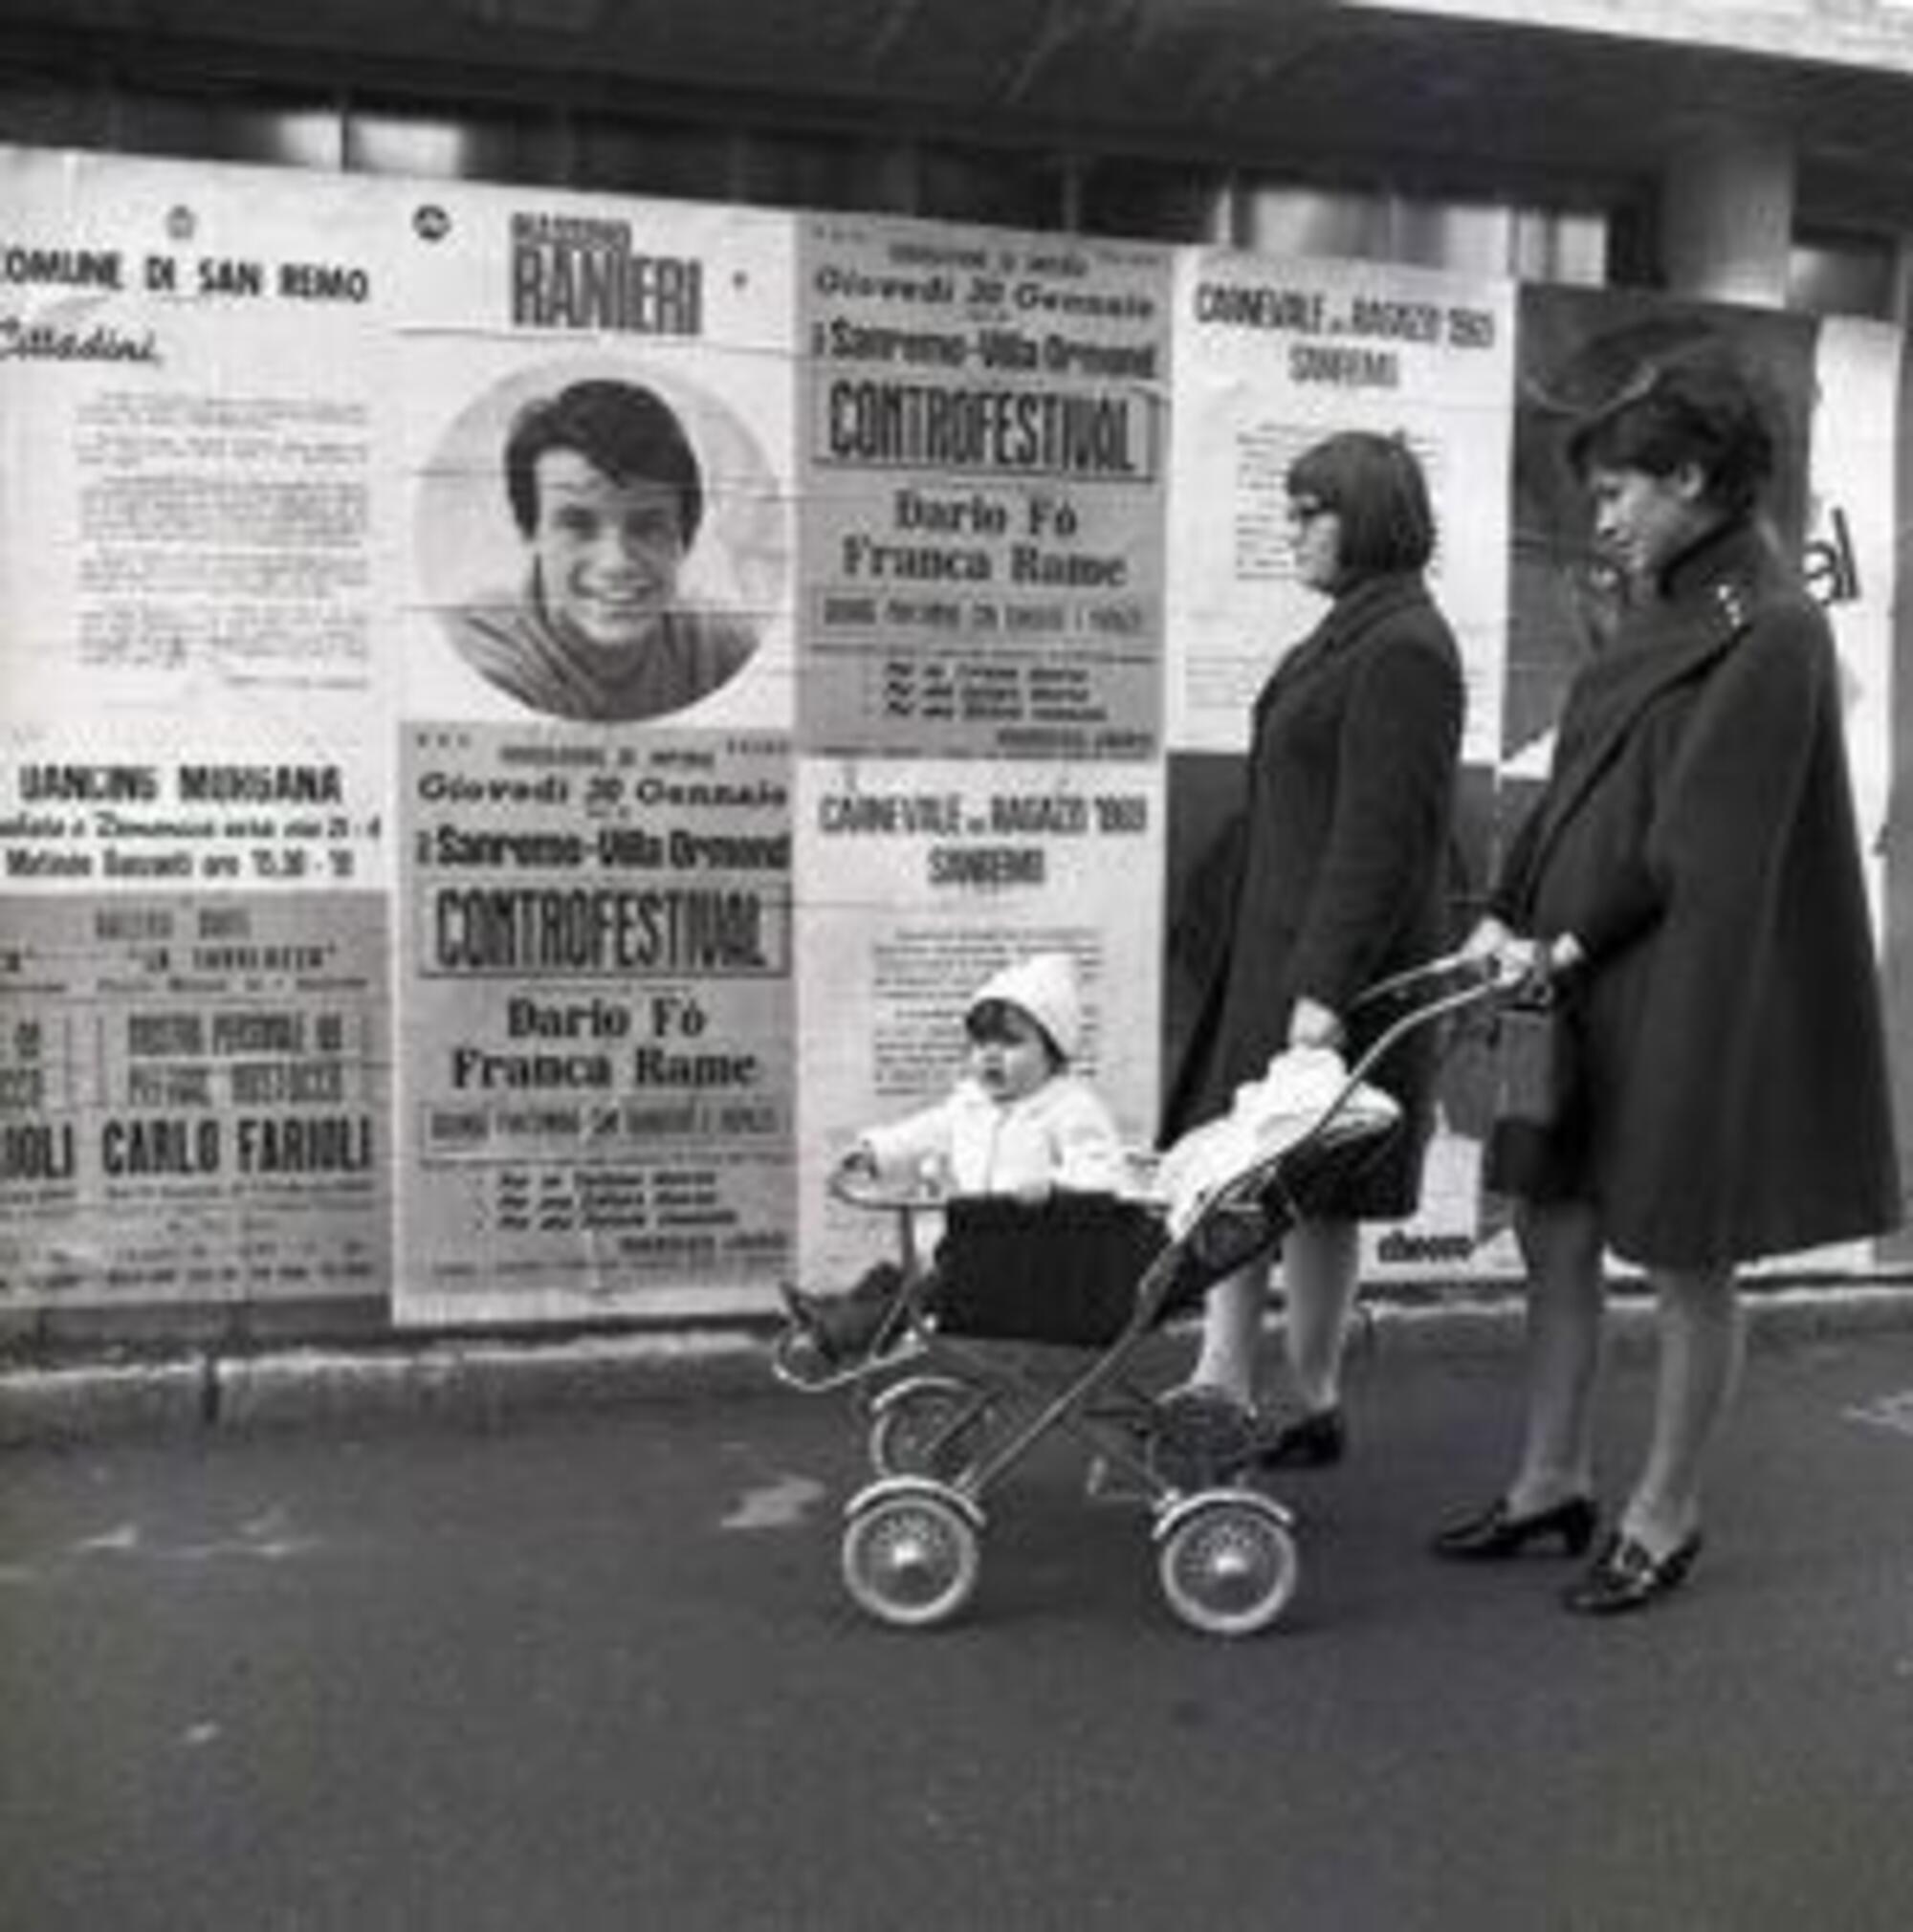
xmin=869 ymin=1375 xmax=995 ymax=1482
xmin=1156 ymin=1495 xmax=1300 ymax=1637
xmin=841 ymin=1481 xmax=982 ymax=1629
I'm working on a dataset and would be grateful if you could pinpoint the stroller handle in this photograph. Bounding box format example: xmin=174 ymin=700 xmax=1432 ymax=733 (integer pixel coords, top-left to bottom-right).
xmin=827 ymin=1165 xmax=949 ymax=1214
xmin=1301 ymin=953 xmax=1510 ymax=1146
xmin=1347 ymin=948 xmax=1499 ymax=1011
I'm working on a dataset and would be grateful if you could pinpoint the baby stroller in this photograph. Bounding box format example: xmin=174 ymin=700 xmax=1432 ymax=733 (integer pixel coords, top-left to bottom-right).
xmin=773 ymin=955 xmax=1505 ymax=1636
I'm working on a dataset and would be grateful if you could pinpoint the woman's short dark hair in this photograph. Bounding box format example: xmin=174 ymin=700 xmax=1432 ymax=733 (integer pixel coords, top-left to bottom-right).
xmin=504 ymin=378 xmax=703 ymax=543
xmin=1565 ymin=344 xmax=1774 ymax=516
xmin=1286 ymin=430 xmax=1437 ymax=577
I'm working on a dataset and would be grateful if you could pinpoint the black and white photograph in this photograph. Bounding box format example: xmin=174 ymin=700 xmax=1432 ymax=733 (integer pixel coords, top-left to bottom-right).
xmin=5 ymin=6 xmax=1913 ymax=1930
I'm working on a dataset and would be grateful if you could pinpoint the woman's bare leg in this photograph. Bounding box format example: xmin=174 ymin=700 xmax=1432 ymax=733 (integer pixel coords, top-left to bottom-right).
xmin=1622 ymin=1266 xmax=1741 ymax=1554
xmin=1185 ymin=1259 xmax=1269 ymax=1409
xmin=1506 ymin=1198 xmax=1607 ymax=1514
xmin=1281 ymin=1217 xmax=1361 ymax=1414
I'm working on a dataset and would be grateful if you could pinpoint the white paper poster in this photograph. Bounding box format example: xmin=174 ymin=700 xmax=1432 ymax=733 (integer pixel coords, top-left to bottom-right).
xmin=0 ymin=149 xmax=394 ymax=1306
xmin=1167 ymin=250 xmax=1514 ymax=762
xmin=798 ymin=215 xmax=1170 ymax=760
xmin=395 ymin=726 xmax=793 ymax=1322
xmin=792 ymin=756 xmax=1162 ymax=1289
xmin=392 ymin=184 xmax=796 ymax=734
xmin=1808 ymin=315 xmax=1900 ymax=928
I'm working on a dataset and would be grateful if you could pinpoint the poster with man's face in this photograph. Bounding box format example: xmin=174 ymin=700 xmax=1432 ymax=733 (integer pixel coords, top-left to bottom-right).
xmin=396 ymin=186 xmax=796 ymax=734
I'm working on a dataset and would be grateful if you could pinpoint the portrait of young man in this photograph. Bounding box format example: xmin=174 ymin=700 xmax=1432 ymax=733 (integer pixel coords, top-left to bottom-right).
xmin=446 ymin=376 xmax=760 ymax=724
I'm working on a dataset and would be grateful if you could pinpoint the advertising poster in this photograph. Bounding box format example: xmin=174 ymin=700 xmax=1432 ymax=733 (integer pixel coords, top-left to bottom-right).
xmin=792 ymin=756 xmax=1161 ymax=1287
xmin=387 ymin=181 xmax=800 ymax=1322
xmin=0 ymin=147 xmax=393 ymax=1307
xmin=1166 ymin=250 xmax=1515 ymax=762
xmin=0 ymin=890 xmax=387 ymax=1305
xmin=1806 ymin=316 xmax=1900 ymax=930
xmin=0 ymin=148 xmax=391 ymax=746
xmin=395 ymin=184 xmax=795 ymax=735
xmin=397 ymin=726 xmax=794 ymax=1322
xmin=1785 ymin=314 xmax=1899 ymax=1273
xmin=798 ymin=215 xmax=1171 ymax=760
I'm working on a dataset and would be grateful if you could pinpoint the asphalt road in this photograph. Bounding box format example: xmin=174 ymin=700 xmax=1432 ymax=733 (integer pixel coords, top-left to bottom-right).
xmin=5 ymin=1326 xmax=1913 ymax=1931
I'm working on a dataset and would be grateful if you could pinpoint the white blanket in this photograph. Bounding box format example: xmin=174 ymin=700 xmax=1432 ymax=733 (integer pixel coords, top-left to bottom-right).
xmin=1155 ymin=1046 xmax=1400 ymax=1238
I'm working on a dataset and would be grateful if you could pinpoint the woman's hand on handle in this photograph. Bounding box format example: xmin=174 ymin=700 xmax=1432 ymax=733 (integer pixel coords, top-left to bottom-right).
xmin=1462 ymin=916 xmax=1523 ymax=984
xmin=1462 ymin=915 xmax=1575 ymax=995
xmin=828 ymin=1146 xmax=881 ymax=1200
xmin=1287 ymin=996 xmax=1347 ymax=1053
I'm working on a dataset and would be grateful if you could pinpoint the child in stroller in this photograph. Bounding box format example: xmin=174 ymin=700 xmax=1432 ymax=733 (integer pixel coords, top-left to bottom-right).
xmin=786 ymin=954 xmax=1505 ymax=1634
xmin=781 ymin=950 xmax=1128 ymax=1367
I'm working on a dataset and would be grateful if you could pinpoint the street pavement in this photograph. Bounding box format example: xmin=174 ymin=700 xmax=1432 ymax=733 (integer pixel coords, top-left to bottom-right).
xmin=5 ymin=1319 xmax=1913 ymax=1931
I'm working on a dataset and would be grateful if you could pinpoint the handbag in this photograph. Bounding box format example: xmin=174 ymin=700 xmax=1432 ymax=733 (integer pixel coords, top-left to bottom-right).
xmin=1489 ymin=985 xmax=1576 ymax=1131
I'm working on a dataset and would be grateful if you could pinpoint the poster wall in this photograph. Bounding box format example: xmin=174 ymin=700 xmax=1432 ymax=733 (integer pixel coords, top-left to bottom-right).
xmin=0 ymin=149 xmax=394 ymax=1305
xmin=0 ymin=141 xmax=1905 ymax=1323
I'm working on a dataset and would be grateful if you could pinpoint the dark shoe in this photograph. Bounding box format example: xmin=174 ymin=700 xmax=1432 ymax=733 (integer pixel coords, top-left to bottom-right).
xmin=1254 ymin=1407 xmax=1346 ymax=1470
xmin=777 ymin=1282 xmax=889 ymax=1367
xmin=779 ymin=1282 xmax=821 ymax=1327
xmin=1430 ymin=1494 xmax=1598 ymax=1561
xmin=812 ymin=1299 xmax=893 ymax=1363
xmin=1562 ymin=1530 xmax=1702 ymax=1615
xmin=777 ymin=1282 xmax=828 ymax=1350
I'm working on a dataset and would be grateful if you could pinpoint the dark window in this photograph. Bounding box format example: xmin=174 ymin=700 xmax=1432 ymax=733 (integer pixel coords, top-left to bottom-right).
xmin=114 ymin=89 xmax=343 ymax=168
xmin=344 ymin=100 xmax=564 ymax=185
xmin=736 ymin=127 xmax=909 ymax=213
xmin=1079 ymin=158 xmax=1231 ymax=243
xmin=1789 ymin=229 xmax=1897 ymax=319
xmin=570 ymin=113 xmax=737 ymax=200
xmin=914 ymin=144 xmax=1069 ymax=230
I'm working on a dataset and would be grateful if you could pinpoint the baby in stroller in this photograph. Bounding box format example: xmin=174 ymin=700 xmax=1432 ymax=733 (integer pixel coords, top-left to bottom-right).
xmin=781 ymin=950 xmax=1129 ymax=1367
xmin=791 ymin=953 xmax=1497 ymax=1634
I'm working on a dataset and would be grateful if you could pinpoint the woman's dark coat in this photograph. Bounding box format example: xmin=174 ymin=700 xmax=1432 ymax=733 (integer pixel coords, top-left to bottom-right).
xmin=1163 ymin=571 xmax=1464 ymax=1218
xmin=1490 ymin=518 xmax=1901 ymax=1266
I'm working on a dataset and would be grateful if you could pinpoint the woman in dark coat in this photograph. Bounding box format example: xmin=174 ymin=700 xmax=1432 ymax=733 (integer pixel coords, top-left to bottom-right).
xmin=1434 ymin=346 xmax=1901 ymax=1613
xmin=1160 ymin=430 xmax=1464 ymax=1468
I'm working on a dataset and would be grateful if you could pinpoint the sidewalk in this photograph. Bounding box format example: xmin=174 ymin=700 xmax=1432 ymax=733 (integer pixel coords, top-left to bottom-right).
xmin=9 ymin=1274 xmax=1913 ymax=1445
xmin=9 ymin=1320 xmax=1913 ymax=1929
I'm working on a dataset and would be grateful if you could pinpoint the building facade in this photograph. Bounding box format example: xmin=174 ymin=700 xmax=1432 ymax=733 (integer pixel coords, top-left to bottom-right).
xmin=2 ymin=1 xmax=1909 ymax=1342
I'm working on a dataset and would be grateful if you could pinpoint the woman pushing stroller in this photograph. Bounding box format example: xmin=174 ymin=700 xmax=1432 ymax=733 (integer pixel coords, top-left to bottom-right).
xmin=1159 ymin=429 xmax=1466 ymax=1473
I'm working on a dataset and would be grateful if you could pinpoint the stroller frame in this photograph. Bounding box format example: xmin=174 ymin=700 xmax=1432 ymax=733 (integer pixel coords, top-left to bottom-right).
xmin=778 ymin=954 xmax=1506 ymax=1636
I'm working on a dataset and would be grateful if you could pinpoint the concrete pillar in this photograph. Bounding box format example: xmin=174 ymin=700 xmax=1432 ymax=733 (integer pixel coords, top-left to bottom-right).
xmin=1658 ymin=114 xmax=1794 ymax=308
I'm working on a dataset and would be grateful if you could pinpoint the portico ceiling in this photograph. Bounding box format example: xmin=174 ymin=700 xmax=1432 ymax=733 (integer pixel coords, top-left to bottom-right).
xmin=5 ymin=0 xmax=1913 ymax=222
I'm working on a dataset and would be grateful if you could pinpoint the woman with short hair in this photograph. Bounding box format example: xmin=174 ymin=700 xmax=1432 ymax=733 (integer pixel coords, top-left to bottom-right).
xmin=1160 ymin=429 xmax=1465 ymax=1473
xmin=1434 ymin=345 xmax=1900 ymax=1613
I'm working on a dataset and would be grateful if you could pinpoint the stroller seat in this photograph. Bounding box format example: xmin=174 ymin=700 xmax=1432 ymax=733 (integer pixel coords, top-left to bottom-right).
xmin=931 ymin=1192 xmax=1168 ymax=1348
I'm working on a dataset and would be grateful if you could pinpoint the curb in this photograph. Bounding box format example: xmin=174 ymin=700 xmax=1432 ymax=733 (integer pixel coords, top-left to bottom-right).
xmin=6 ymin=1284 xmax=1913 ymax=1446
xmin=0 ymin=1328 xmax=771 ymax=1447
